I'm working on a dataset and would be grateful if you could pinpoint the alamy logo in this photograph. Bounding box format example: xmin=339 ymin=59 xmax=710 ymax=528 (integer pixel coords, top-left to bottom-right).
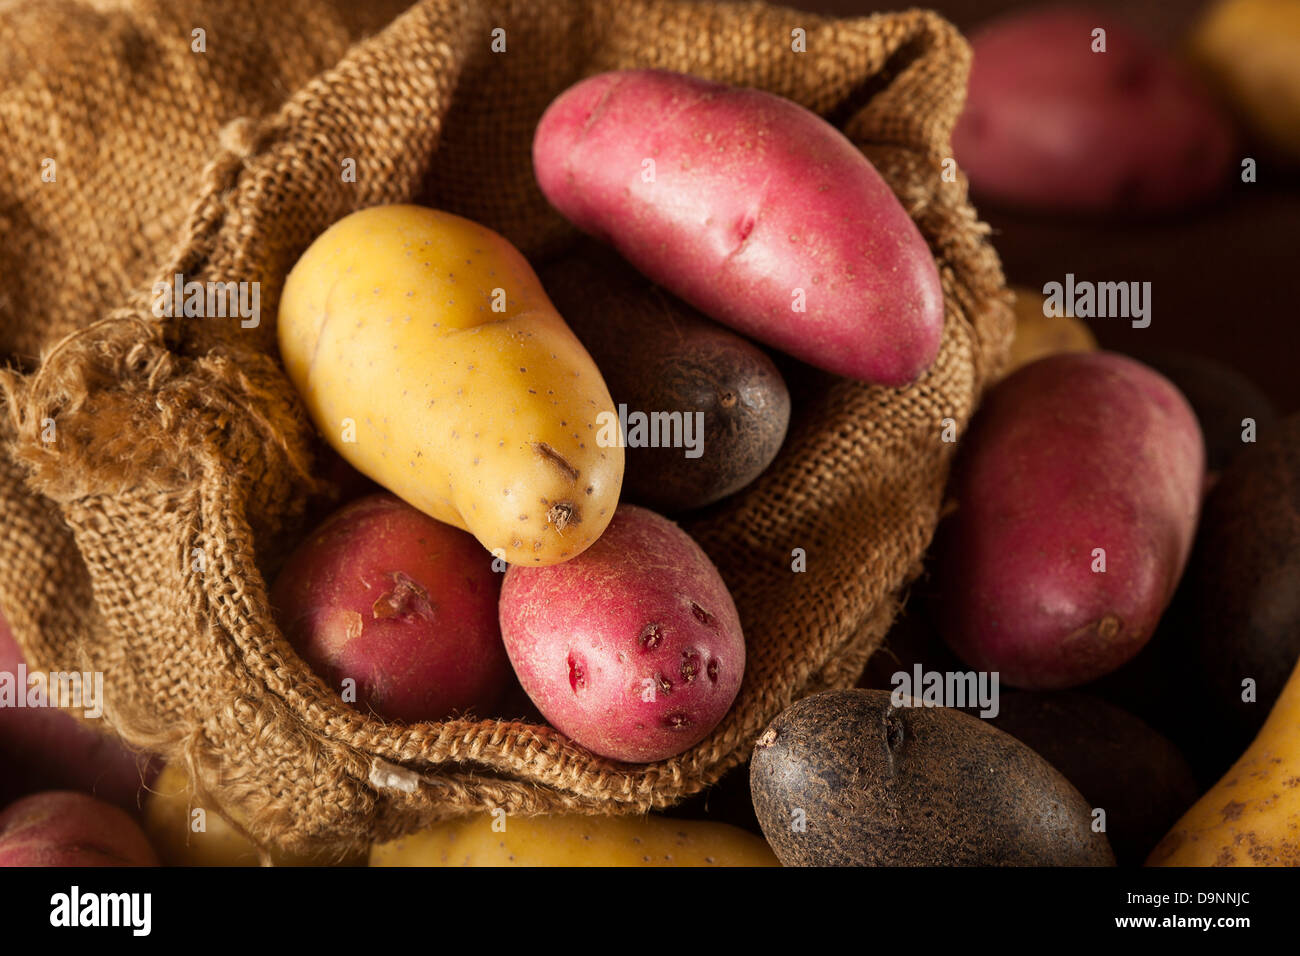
xmin=890 ymin=664 xmax=1000 ymax=718
xmin=1042 ymin=273 xmax=1151 ymax=328
xmin=0 ymin=666 xmax=103 ymax=718
xmin=49 ymin=886 xmax=151 ymax=936
xmin=151 ymin=272 xmax=260 ymax=328
xmin=595 ymin=404 xmax=704 ymax=459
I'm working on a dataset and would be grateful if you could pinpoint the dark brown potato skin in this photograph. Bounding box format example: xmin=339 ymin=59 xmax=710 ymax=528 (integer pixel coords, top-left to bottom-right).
xmin=856 ymin=592 xmax=1201 ymax=848
xmin=982 ymin=692 xmax=1199 ymax=866
xmin=1136 ymin=350 xmax=1278 ymax=475
xmin=749 ymin=689 xmax=1115 ymax=867
xmin=1186 ymin=411 xmax=1300 ymax=737
xmin=541 ymin=243 xmax=790 ymax=512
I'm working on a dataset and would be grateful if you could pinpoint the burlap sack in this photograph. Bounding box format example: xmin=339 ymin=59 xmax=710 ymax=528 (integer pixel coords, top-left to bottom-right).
xmin=0 ymin=0 xmax=1012 ymax=856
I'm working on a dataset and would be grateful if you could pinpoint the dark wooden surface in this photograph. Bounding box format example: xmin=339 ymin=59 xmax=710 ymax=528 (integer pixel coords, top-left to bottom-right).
xmin=790 ymin=0 xmax=1300 ymax=413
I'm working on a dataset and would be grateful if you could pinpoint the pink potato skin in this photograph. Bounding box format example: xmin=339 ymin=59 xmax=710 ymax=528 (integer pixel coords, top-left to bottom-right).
xmin=532 ymin=69 xmax=944 ymax=387
xmin=0 ymin=791 xmax=159 ymax=866
xmin=937 ymin=352 xmax=1204 ymax=689
xmin=0 ymin=612 xmax=157 ymax=814
xmin=952 ymin=8 xmax=1235 ymax=214
xmin=271 ymin=493 xmax=509 ymax=723
xmin=500 ymin=504 xmax=744 ymax=763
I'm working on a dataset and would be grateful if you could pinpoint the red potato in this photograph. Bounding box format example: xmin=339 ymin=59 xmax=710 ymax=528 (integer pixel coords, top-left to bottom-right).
xmin=271 ymin=493 xmax=510 ymax=723
xmin=0 ymin=791 xmax=158 ymax=866
xmin=952 ymin=7 xmax=1235 ymax=214
xmin=0 ymin=612 xmax=157 ymax=813
xmin=533 ymin=69 xmax=944 ymax=387
xmin=936 ymin=352 xmax=1204 ymax=689
xmin=500 ymin=504 xmax=743 ymax=763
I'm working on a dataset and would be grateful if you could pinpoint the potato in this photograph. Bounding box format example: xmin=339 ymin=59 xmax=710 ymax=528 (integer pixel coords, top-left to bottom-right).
xmin=533 ymin=69 xmax=945 ymax=387
xmin=270 ymin=493 xmax=509 ymax=723
xmin=1183 ymin=412 xmax=1300 ymax=738
xmin=0 ymin=611 xmax=158 ymax=813
xmin=1191 ymin=0 xmax=1300 ymax=160
xmin=1135 ymin=350 xmax=1278 ymax=476
xmin=278 ymin=204 xmax=623 ymax=566
xmin=370 ymin=812 xmax=778 ymax=866
xmin=143 ymin=762 xmax=363 ymax=866
xmin=1002 ymin=285 xmax=1096 ymax=379
xmin=540 ymin=244 xmax=790 ymax=512
xmin=953 ymin=8 xmax=1235 ymax=213
xmin=0 ymin=791 xmax=158 ymax=866
xmin=749 ymin=690 xmax=1115 ymax=866
xmin=500 ymin=504 xmax=743 ymax=763
xmin=985 ymin=692 xmax=1199 ymax=865
xmin=1149 ymin=648 xmax=1300 ymax=866
xmin=935 ymin=352 xmax=1204 ymax=689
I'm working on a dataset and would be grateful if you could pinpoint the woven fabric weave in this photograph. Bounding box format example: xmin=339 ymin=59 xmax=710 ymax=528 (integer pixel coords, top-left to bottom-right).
xmin=0 ymin=0 xmax=1011 ymax=855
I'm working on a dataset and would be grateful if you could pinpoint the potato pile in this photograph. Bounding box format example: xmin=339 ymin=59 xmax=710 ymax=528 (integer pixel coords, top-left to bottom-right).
xmin=269 ymin=68 xmax=947 ymax=777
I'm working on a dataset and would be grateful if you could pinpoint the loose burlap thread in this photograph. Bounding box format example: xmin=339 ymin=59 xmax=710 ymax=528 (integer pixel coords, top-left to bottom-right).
xmin=0 ymin=0 xmax=1012 ymax=856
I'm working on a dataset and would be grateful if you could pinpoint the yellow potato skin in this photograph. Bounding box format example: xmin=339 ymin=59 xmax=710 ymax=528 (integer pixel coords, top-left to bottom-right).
xmin=1148 ymin=659 xmax=1300 ymax=866
xmin=144 ymin=763 xmax=364 ymax=866
xmin=1190 ymin=0 xmax=1300 ymax=160
xmin=1001 ymin=286 xmax=1097 ymax=379
xmin=370 ymin=813 xmax=780 ymax=867
xmin=278 ymin=205 xmax=622 ymax=565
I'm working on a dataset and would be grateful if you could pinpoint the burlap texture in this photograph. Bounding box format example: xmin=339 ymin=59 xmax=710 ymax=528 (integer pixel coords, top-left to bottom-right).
xmin=0 ymin=0 xmax=1012 ymax=856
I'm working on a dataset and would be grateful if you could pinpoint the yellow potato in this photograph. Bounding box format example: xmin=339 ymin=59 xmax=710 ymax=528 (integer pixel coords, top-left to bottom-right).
xmin=370 ymin=813 xmax=780 ymax=867
xmin=1148 ymin=656 xmax=1300 ymax=866
xmin=1190 ymin=0 xmax=1300 ymax=160
xmin=144 ymin=762 xmax=364 ymax=866
xmin=278 ymin=205 xmax=623 ymax=566
xmin=1001 ymin=285 xmax=1097 ymax=379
